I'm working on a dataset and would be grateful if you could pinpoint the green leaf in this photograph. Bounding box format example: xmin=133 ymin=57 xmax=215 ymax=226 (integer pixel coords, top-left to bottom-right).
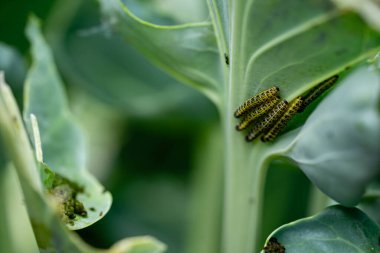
xmin=23 ymin=15 xmax=112 ymax=230
xmin=97 ymin=0 xmax=222 ymax=106
xmin=0 ymin=36 xmax=166 ymax=253
xmin=46 ymin=0 xmax=211 ymax=117
xmin=225 ymin=1 xmax=380 ymax=104
xmin=286 ymin=63 xmax=380 ymax=206
xmin=263 ymin=205 xmax=380 ymax=253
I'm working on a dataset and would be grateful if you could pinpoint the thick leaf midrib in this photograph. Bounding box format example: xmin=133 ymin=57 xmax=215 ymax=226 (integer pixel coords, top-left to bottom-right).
xmin=207 ymin=0 xmax=229 ymax=52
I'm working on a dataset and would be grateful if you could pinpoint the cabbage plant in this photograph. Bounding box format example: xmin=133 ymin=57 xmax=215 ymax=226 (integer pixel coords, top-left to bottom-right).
xmin=0 ymin=0 xmax=380 ymax=253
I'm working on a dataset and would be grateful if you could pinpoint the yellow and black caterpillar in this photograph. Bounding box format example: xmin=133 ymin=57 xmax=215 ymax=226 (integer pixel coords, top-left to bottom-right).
xmin=234 ymin=75 xmax=338 ymax=143
xmin=234 ymin=87 xmax=279 ymax=118
xmin=236 ymin=96 xmax=280 ymax=131
xmin=261 ymin=97 xmax=303 ymax=142
xmin=298 ymin=75 xmax=338 ymax=112
xmin=246 ymin=99 xmax=288 ymax=141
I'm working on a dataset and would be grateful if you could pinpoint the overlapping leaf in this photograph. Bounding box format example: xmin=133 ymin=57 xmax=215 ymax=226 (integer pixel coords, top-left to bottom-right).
xmin=263 ymin=205 xmax=380 ymax=253
xmin=286 ymin=63 xmax=380 ymax=206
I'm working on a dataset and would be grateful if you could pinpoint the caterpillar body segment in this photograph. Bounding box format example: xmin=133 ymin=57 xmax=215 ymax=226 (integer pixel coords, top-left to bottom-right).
xmin=246 ymin=100 xmax=289 ymax=142
xmin=261 ymin=97 xmax=303 ymax=142
xmin=299 ymin=75 xmax=339 ymax=112
xmin=234 ymin=87 xmax=280 ymax=118
xmin=236 ymin=96 xmax=280 ymax=131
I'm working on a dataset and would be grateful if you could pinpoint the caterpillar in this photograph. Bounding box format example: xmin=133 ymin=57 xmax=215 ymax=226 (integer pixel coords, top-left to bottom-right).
xmin=261 ymin=97 xmax=303 ymax=142
xmin=236 ymin=96 xmax=280 ymax=131
xmin=234 ymin=87 xmax=280 ymax=118
xmin=246 ymin=99 xmax=288 ymax=141
xmin=299 ymin=75 xmax=339 ymax=112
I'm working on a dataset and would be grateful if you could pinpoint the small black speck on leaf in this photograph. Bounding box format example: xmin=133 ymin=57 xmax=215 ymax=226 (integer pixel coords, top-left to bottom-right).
xmin=224 ymin=53 xmax=229 ymax=65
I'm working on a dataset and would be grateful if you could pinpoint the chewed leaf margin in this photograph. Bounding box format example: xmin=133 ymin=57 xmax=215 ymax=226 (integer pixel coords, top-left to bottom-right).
xmin=23 ymin=15 xmax=112 ymax=230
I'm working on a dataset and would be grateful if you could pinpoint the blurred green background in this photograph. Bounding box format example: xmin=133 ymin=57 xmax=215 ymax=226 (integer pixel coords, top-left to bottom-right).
xmin=0 ymin=0 xmax=314 ymax=252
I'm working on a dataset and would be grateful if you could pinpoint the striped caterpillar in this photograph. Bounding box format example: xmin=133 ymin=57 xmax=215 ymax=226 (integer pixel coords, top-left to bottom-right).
xmin=261 ymin=97 xmax=303 ymax=142
xmin=246 ymin=100 xmax=288 ymax=142
xmin=234 ymin=87 xmax=279 ymax=118
xmin=298 ymin=75 xmax=339 ymax=112
xmin=236 ymin=96 xmax=280 ymax=131
xmin=234 ymin=75 xmax=338 ymax=143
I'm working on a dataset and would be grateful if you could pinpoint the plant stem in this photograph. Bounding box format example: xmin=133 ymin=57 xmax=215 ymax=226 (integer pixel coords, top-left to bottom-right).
xmin=0 ymin=74 xmax=42 ymax=192
xmin=222 ymin=1 xmax=268 ymax=251
xmin=223 ymin=124 xmax=267 ymax=253
xmin=206 ymin=0 xmax=269 ymax=251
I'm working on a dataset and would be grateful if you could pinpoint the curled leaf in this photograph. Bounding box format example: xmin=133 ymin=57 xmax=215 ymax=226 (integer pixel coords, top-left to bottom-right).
xmin=23 ymin=15 xmax=112 ymax=229
xmin=286 ymin=63 xmax=380 ymax=206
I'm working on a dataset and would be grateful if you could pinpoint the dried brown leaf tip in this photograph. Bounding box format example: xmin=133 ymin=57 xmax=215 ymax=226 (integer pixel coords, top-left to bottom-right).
xmin=263 ymin=237 xmax=285 ymax=253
